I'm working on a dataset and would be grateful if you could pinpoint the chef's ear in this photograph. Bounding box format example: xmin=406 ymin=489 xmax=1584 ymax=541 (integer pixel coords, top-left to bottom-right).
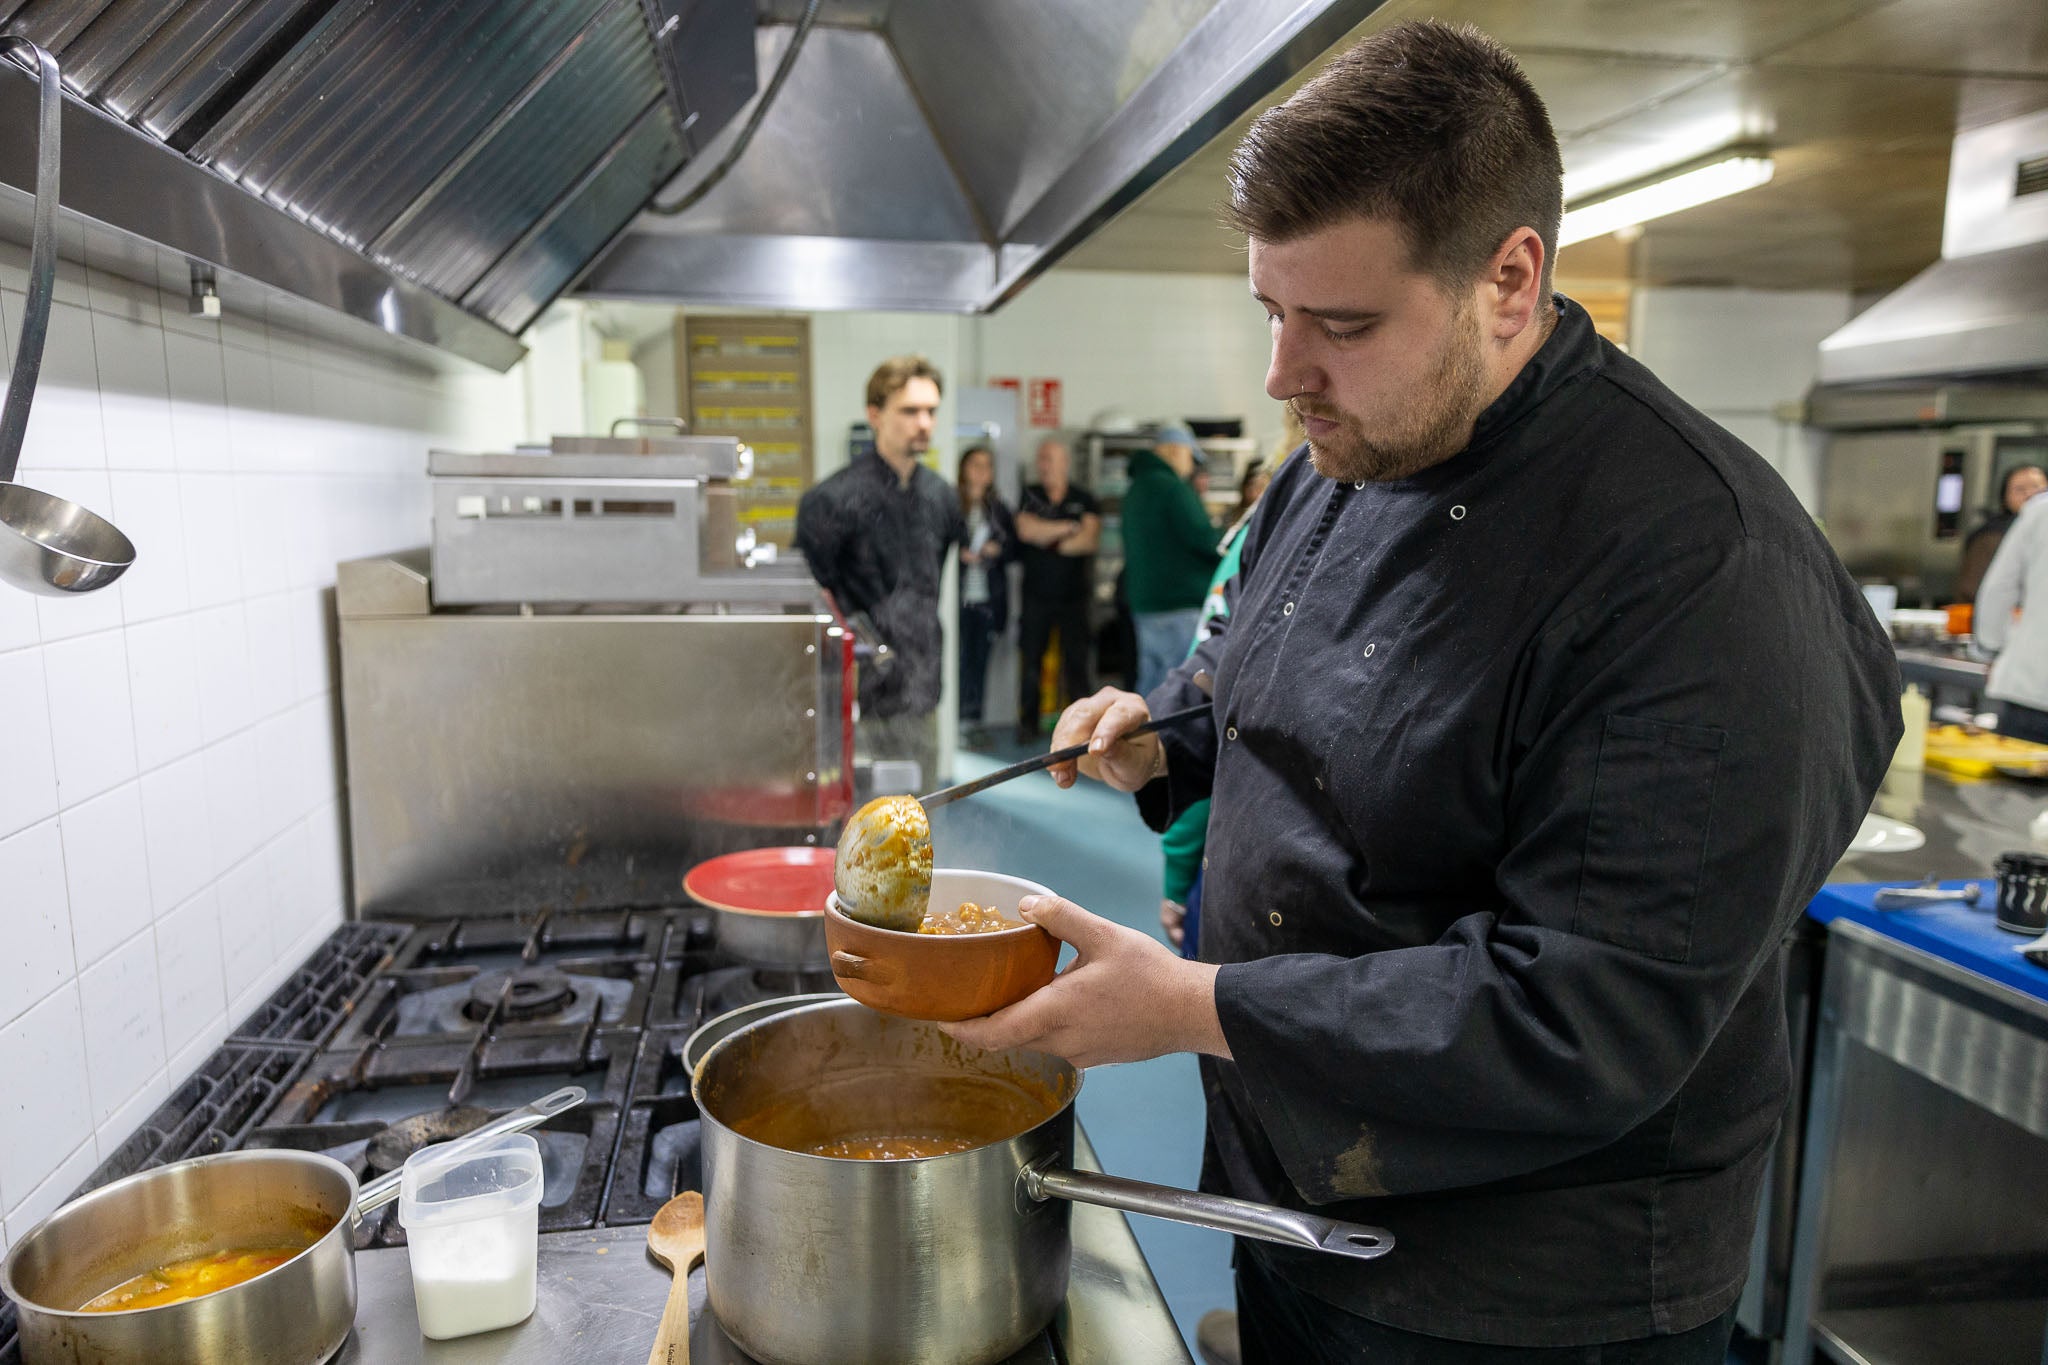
xmin=1484 ymin=226 xmax=1547 ymax=340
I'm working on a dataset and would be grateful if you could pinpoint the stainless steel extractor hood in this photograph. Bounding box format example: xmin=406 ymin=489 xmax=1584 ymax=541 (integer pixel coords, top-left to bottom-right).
xmin=576 ymin=0 xmax=1384 ymax=314
xmin=0 ymin=1 xmax=1379 ymax=367
xmin=1818 ymin=108 xmax=2048 ymax=388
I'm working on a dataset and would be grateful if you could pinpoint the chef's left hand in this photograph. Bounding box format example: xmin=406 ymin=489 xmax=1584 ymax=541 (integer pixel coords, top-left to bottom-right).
xmin=939 ymin=894 xmax=1231 ymax=1067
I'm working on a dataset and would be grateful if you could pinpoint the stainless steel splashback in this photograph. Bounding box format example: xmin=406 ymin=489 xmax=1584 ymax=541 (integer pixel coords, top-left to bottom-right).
xmin=336 ymin=552 xmax=853 ymax=919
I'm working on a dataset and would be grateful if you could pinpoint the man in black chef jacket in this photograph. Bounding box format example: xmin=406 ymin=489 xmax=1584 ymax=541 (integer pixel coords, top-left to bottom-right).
xmin=943 ymin=21 xmax=1901 ymax=1363
xmin=795 ymin=355 xmax=963 ymax=789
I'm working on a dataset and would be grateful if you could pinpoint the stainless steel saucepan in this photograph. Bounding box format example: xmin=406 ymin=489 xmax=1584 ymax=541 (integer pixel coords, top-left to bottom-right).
xmin=0 ymin=38 xmax=137 ymax=596
xmin=0 ymin=1086 xmax=582 ymax=1364
xmin=693 ymin=999 xmax=1392 ymax=1365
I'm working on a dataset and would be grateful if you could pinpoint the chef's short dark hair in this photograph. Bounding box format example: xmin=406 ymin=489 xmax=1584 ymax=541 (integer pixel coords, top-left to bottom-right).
xmin=866 ymin=355 xmax=944 ymax=411
xmin=1226 ymin=20 xmax=1563 ymax=299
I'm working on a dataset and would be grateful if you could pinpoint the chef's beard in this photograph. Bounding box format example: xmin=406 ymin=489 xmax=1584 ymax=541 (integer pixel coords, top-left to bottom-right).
xmin=1298 ymin=303 xmax=1492 ymax=484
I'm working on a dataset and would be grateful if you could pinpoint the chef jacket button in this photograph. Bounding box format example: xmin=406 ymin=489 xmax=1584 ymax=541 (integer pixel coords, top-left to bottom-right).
xmin=1268 ymin=910 xmax=1283 ymax=927
xmin=1201 ymin=856 xmax=1209 ymax=869
xmin=1353 ymin=481 xmax=1366 ymax=491
xmin=1450 ymin=504 xmax=1467 ymax=521
xmin=1226 ymin=725 xmax=1239 ymax=741
xmin=1363 ymin=642 xmax=1375 ymax=658
xmin=1283 ymin=602 xmax=1294 ymax=616
xmin=1313 ymin=776 xmax=1324 ymax=790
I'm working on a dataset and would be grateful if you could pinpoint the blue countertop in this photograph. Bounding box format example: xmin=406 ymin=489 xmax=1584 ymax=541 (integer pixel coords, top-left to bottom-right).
xmin=1809 ymin=881 xmax=2048 ymax=1004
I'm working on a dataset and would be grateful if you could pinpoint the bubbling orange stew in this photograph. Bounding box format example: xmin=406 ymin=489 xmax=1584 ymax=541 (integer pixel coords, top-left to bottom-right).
xmin=917 ymin=901 xmax=1024 ymax=935
xmin=80 ymin=1247 xmax=305 ymax=1312
xmin=801 ymin=1134 xmax=982 ymax=1159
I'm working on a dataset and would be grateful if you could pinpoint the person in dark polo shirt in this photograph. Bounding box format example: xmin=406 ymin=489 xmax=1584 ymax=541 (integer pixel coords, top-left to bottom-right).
xmin=1013 ymin=437 xmax=1100 ymax=742
xmin=944 ymin=21 xmax=1900 ymax=1364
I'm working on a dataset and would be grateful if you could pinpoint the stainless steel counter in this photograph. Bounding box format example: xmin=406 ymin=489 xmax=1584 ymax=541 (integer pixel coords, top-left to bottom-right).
xmin=334 ymin=1127 xmax=1191 ymax=1364
xmin=1832 ymin=763 xmax=2048 ymax=885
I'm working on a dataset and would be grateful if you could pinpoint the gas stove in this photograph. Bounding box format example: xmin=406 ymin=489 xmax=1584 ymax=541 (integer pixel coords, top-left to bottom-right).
xmin=0 ymin=909 xmax=1186 ymax=1365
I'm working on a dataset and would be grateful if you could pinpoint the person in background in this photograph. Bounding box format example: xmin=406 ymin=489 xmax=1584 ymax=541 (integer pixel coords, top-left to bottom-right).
xmin=943 ymin=20 xmax=1898 ymax=1362
xmin=1159 ymin=443 xmax=1288 ymax=959
xmin=794 ymin=355 xmax=962 ymax=788
xmin=1014 ymin=437 xmax=1101 ymax=743
xmin=1973 ymin=476 xmax=2048 ymax=742
xmin=1956 ymin=464 xmax=2048 ymax=605
xmin=1122 ymin=422 xmax=1224 ymax=697
xmin=955 ymin=444 xmax=1016 ymax=744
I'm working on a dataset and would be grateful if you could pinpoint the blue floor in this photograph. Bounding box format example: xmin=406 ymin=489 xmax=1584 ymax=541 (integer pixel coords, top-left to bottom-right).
xmin=939 ymin=741 xmax=1231 ymax=1359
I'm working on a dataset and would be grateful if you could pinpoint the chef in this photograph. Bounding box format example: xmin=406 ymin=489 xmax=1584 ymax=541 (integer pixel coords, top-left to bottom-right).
xmin=943 ymin=20 xmax=1901 ymax=1363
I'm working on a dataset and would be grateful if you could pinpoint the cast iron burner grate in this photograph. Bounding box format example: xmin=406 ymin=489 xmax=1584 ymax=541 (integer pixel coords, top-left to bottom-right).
xmin=225 ymin=923 xmax=407 ymax=1049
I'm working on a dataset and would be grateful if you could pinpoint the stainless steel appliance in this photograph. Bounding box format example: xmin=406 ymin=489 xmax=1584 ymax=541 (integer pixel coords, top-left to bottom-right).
xmin=338 ymin=539 xmax=852 ymax=919
xmin=1812 ymin=386 xmax=2048 ymax=605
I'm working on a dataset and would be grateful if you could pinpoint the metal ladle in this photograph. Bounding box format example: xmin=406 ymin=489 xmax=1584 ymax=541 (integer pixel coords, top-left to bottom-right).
xmin=834 ymin=703 xmax=1212 ymax=930
xmin=0 ymin=38 xmax=137 ymax=596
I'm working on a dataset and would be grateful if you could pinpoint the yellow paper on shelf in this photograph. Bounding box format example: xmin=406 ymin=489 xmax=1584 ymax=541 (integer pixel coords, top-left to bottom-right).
xmin=1924 ymin=724 xmax=2048 ymax=778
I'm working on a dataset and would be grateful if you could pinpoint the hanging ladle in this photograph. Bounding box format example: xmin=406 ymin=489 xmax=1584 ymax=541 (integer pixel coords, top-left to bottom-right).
xmin=835 ymin=702 xmax=1213 ymax=930
xmin=0 ymin=38 xmax=136 ymax=596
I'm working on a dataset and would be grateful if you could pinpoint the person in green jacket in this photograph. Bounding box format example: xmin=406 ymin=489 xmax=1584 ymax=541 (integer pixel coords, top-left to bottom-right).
xmin=1124 ymin=423 xmax=1224 ymax=697
xmin=1160 ymin=455 xmax=1276 ymax=957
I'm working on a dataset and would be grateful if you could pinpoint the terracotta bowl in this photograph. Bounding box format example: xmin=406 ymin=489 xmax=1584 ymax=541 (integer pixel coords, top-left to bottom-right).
xmin=825 ymin=869 xmax=1059 ymax=1022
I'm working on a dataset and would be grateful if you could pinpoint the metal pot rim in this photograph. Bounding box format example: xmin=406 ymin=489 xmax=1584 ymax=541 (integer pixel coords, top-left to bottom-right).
xmin=690 ymin=997 xmax=1085 ymax=1163
xmin=0 ymin=1149 xmax=359 ymax=1318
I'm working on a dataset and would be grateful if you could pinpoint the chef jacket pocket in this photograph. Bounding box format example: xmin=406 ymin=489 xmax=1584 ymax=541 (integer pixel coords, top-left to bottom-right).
xmin=1574 ymin=714 xmax=1725 ymax=963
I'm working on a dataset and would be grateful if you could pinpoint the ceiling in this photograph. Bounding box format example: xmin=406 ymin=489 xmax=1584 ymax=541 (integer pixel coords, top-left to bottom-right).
xmin=1060 ymin=0 xmax=2048 ymax=293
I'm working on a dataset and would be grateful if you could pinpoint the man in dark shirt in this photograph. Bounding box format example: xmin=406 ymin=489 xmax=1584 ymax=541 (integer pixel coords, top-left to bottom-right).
xmin=1014 ymin=437 xmax=1101 ymax=741
xmin=794 ymin=355 xmax=963 ymax=788
xmin=944 ymin=21 xmax=1900 ymax=1363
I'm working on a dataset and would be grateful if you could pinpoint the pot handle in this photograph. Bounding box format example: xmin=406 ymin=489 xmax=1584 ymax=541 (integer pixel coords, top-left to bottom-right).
xmin=1021 ymin=1162 xmax=1393 ymax=1262
xmin=354 ymin=1085 xmax=587 ymax=1218
xmin=830 ymin=950 xmax=900 ymax=986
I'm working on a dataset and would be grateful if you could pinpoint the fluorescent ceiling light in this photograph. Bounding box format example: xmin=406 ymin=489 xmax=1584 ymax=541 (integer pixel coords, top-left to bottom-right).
xmin=1557 ymin=148 xmax=1774 ymax=248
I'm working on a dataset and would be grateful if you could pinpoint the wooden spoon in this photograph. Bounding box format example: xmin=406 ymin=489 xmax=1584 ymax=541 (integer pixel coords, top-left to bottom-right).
xmin=646 ymin=1191 xmax=705 ymax=1365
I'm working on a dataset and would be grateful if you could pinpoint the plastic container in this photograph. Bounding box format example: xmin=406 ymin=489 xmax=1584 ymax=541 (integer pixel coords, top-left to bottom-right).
xmin=1895 ymin=685 xmax=1929 ymax=770
xmin=397 ymin=1132 xmax=543 ymax=1340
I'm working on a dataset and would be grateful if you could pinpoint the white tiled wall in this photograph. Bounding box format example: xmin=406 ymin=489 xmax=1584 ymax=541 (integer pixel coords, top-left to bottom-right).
xmin=0 ymin=249 xmax=521 ymax=1250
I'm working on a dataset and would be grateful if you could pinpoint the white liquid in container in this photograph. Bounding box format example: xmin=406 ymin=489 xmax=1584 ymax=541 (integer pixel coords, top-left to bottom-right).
xmin=399 ymin=1132 xmax=544 ymax=1340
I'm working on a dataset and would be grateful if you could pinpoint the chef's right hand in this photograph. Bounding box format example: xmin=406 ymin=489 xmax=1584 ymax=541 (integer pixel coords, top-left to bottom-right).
xmin=1048 ymin=687 xmax=1163 ymax=792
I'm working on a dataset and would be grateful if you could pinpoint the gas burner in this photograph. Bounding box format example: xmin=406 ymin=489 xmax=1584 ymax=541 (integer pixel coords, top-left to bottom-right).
xmin=686 ymin=964 xmax=840 ymax=1021
xmin=466 ymin=967 xmax=576 ymax=1022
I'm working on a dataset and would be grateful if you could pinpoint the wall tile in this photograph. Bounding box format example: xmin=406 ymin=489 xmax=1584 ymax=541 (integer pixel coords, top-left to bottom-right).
xmin=93 ymin=313 xmax=174 ymax=470
xmin=0 ymin=578 xmax=36 ymax=652
xmin=308 ymin=798 xmax=349 ymax=918
xmin=294 ymin=697 xmax=341 ymax=816
xmin=243 ymin=593 xmax=296 ymax=720
xmin=234 ymin=476 xmax=292 ymax=591
xmin=0 ymin=649 xmax=58 ymax=838
xmin=251 ymin=712 xmax=301 ymax=843
xmin=190 ymin=603 xmax=254 ymax=744
xmin=263 ymin=819 xmax=317 ymax=954
xmin=204 ymin=728 xmax=264 ymax=873
xmin=76 ymin=931 xmax=167 ymax=1129
xmin=86 ymin=262 xmax=162 ymax=329
xmin=0 ymin=820 xmax=74 ymax=1027
xmin=4 ymin=1137 xmax=97 ymax=1247
xmin=125 ymin=616 xmax=203 ymax=769
xmin=60 ymin=782 xmax=152 ymax=969
xmin=4 ymin=297 xmax=104 ymax=472
xmin=180 ymin=472 xmax=245 ymax=606
xmin=164 ymin=332 xmax=231 ymax=473
xmin=0 ymin=986 xmax=93 ymax=1206
xmin=154 ymin=888 xmax=226 ymax=1058
xmin=109 ymin=471 xmax=192 ymax=622
xmin=165 ymin=1011 xmax=230 ymax=1089
xmin=289 ymin=587 xmax=335 ymax=701
xmin=214 ymin=855 xmax=274 ymax=1005
xmin=42 ymin=629 xmax=139 ymax=805
xmin=139 ymin=753 xmax=213 ymax=913
xmin=95 ymin=1068 xmax=171 ymax=1160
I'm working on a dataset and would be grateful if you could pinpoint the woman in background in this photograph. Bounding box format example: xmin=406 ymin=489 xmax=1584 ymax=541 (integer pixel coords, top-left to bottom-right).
xmin=1956 ymin=463 xmax=2048 ymax=605
xmin=955 ymin=445 xmax=1016 ymax=743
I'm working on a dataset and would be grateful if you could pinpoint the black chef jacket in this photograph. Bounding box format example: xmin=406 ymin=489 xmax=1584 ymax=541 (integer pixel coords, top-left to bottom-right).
xmin=1018 ymin=482 xmax=1101 ymax=603
xmin=795 ymin=452 xmax=964 ymax=719
xmin=1139 ymin=297 xmax=1901 ymax=1346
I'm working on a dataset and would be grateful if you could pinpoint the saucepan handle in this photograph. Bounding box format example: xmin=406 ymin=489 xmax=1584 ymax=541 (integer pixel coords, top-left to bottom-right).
xmin=354 ymin=1085 xmax=587 ymax=1218
xmin=1021 ymin=1162 xmax=1393 ymax=1262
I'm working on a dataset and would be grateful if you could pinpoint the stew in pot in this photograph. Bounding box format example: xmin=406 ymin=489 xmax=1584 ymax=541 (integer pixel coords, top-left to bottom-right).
xmin=79 ymin=1246 xmax=307 ymax=1312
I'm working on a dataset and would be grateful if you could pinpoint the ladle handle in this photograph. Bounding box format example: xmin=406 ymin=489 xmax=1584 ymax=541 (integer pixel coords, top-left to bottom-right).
xmin=355 ymin=1085 xmax=586 ymax=1216
xmin=0 ymin=37 xmax=60 ymax=484
xmin=919 ymin=703 xmax=1212 ymax=811
xmin=1022 ymin=1163 xmax=1394 ymax=1262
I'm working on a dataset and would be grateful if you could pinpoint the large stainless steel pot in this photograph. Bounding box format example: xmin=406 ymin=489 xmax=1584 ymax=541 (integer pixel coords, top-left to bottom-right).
xmin=693 ymin=999 xmax=1393 ymax=1365
xmin=0 ymin=1086 xmax=581 ymax=1364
